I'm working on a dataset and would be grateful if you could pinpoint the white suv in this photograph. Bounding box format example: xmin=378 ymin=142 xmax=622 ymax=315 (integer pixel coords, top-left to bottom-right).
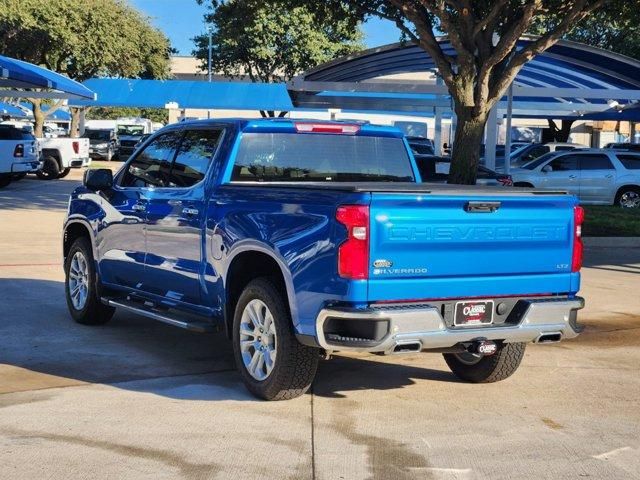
xmin=511 ymin=149 xmax=640 ymax=207
xmin=0 ymin=125 xmax=41 ymax=188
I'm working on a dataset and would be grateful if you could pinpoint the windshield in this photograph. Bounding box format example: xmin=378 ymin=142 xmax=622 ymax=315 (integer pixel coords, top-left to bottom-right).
xmin=521 ymin=152 xmax=557 ymax=170
xmin=232 ymin=132 xmax=415 ymax=182
xmin=117 ymin=125 xmax=145 ymax=136
xmin=83 ymin=129 xmax=111 ymax=140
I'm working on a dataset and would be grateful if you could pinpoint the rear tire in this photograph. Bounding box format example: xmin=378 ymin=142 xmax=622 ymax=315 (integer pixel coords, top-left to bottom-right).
xmin=443 ymin=342 xmax=526 ymax=383
xmin=64 ymin=237 xmax=115 ymax=325
xmin=232 ymin=277 xmax=319 ymax=400
xmin=0 ymin=176 xmax=11 ymax=188
xmin=36 ymin=156 xmax=60 ymax=180
xmin=57 ymin=168 xmax=71 ymax=179
xmin=615 ymin=186 xmax=640 ymax=208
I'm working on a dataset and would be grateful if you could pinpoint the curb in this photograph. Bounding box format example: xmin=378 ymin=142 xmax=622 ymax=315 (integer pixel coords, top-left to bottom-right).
xmin=584 ymin=237 xmax=640 ymax=248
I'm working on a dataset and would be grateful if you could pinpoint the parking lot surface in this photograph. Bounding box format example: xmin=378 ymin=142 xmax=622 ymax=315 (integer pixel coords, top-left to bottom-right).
xmin=1 ymin=170 xmax=639 ymax=480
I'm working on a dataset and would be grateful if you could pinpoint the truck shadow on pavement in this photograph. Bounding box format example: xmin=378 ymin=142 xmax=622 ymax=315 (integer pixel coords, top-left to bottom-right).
xmin=0 ymin=176 xmax=80 ymax=211
xmin=0 ymin=278 xmax=461 ymax=402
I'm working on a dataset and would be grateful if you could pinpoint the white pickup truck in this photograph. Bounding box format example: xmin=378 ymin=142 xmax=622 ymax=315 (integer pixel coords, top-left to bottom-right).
xmin=36 ymin=136 xmax=90 ymax=180
xmin=0 ymin=125 xmax=41 ymax=188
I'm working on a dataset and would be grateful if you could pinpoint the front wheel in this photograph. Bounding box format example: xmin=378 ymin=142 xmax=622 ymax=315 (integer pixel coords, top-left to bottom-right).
xmin=58 ymin=168 xmax=71 ymax=179
xmin=232 ymin=277 xmax=319 ymax=400
xmin=443 ymin=342 xmax=526 ymax=383
xmin=64 ymin=237 xmax=115 ymax=325
xmin=615 ymin=187 xmax=640 ymax=208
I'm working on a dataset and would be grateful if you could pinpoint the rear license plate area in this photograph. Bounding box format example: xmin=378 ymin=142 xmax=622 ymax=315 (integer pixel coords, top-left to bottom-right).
xmin=454 ymin=300 xmax=494 ymax=326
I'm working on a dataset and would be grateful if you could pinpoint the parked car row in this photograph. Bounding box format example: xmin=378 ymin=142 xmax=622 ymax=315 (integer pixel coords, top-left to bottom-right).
xmin=0 ymin=124 xmax=91 ymax=188
xmin=511 ymin=149 xmax=640 ymax=207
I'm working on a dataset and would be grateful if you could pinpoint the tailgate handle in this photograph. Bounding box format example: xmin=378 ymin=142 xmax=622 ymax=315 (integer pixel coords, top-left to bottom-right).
xmin=465 ymin=201 xmax=501 ymax=213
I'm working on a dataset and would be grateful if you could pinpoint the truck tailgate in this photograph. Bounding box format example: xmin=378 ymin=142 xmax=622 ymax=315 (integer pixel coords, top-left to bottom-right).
xmin=368 ymin=192 xmax=579 ymax=301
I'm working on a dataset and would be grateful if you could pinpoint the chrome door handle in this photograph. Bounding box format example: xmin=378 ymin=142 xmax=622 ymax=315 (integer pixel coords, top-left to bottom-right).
xmin=182 ymin=207 xmax=199 ymax=216
xmin=132 ymin=203 xmax=146 ymax=212
xmin=568 ymin=175 xmax=577 ymax=179
xmin=605 ymin=174 xmax=613 ymax=178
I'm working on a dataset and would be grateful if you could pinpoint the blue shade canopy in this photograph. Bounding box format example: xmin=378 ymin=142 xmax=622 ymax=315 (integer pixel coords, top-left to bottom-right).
xmin=0 ymin=55 xmax=95 ymax=100
xmin=71 ymin=78 xmax=294 ymax=111
xmin=0 ymin=102 xmax=28 ymax=118
xmin=290 ymin=36 xmax=640 ymax=114
xmin=582 ymin=104 xmax=640 ymax=121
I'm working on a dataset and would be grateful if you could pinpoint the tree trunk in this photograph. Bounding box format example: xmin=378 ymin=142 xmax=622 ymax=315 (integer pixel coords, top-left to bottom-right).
xmin=448 ymin=112 xmax=488 ymax=185
xmin=70 ymin=107 xmax=82 ymax=138
xmin=30 ymin=100 xmax=46 ymax=138
xmin=547 ymin=119 xmax=575 ymax=142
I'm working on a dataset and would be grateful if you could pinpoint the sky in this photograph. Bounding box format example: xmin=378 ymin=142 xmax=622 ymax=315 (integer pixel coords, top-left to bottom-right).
xmin=128 ymin=0 xmax=402 ymax=55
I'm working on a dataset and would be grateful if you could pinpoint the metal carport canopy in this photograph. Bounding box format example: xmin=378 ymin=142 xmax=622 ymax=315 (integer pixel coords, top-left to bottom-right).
xmin=288 ymin=36 xmax=640 ymax=113
xmin=0 ymin=55 xmax=95 ymax=100
xmin=70 ymin=78 xmax=294 ymax=111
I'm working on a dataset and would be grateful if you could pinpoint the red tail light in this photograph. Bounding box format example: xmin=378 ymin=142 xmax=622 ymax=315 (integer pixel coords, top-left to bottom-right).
xmin=72 ymin=141 xmax=80 ymax=154
xmin=295 ymin=123 xmax=360 ymax=135
xmin=498 ymin=176 xmax=513 ymax=186
xmin=572 ymin=206 xmax=585 ymax=272
xmin=13 ymin=143 xmax=24 ymax=157
xmin=336 ymin=205 xmax=369 ymax=279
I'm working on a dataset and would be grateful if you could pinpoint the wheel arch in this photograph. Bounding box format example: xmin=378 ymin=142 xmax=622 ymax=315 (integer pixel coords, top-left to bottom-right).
xmin=63 ymin=220 xmax=96 ymax=263
xmin=223 ymin=243 xmax=297 ymax=339
xmin=614 ymin=184 xmax=640 ymax=205
xmin=41 ymin=148 xmax=63 ymax=169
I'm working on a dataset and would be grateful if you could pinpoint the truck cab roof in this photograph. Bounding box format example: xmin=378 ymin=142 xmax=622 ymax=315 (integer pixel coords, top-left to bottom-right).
xmin=174 ymin=118 xmax=406 ymax=138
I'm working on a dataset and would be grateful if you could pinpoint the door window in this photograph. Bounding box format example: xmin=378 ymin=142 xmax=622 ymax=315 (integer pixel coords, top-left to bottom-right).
xmin=547 ymin=155 xmax=578 ymax=172
xmin=520 ymin=145 xmax=549 ymax=163
xmin=169 ymin=129 xmax=223 ymax=187
xmin=579 ymin=154 xmax=614 ymax=170
xmin=119 ymin=132 xmax=182 ymax=188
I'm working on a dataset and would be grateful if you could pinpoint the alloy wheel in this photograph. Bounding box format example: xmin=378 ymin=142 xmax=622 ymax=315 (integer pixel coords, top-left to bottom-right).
xmin=239 ymin=299 xmax=277 ymax=381
xmin=68 ymin=251 xmax=89 ymax=310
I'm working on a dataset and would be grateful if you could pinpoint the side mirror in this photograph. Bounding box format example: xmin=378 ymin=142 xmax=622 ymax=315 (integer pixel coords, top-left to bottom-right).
xmin=542 ymin=165 xmax=553 ymax=173
xmin=83 ymin=168 xmax=113 ymax=191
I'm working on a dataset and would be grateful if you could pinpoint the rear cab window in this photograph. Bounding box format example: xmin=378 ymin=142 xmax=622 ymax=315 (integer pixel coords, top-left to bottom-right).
xmin=617 ymin=154 xmax=640 ymax=170
xmin=231 ymin=128 xmax=415 ymax=183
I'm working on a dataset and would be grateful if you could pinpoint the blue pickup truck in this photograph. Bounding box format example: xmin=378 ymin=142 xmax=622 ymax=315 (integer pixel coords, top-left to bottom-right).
xmin=63 ymin=119 xmax=585 ymax=400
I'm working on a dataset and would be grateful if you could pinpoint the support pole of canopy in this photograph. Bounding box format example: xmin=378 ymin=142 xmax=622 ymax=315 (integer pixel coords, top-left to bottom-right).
xmin=504 ymin=84 xmax=514 ymax=174
xmin=79 ymin=108 xmax=86 ymax=136
xmin=434 ymin=107 xmax=443 ymax=156
xmin=485 ymin=104 xmax=498 ymax=171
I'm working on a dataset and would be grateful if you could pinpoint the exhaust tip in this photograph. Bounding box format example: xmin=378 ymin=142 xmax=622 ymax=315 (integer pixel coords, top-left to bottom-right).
xmin=392 ymin=342 xmax=422 ymax=354
xmin=536 ymin=333 xmax=562 ymax=344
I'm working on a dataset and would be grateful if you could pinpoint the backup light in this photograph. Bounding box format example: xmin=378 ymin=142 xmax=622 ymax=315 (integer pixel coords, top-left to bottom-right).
xmin=294 ymin=123 xmax=360 ymax=135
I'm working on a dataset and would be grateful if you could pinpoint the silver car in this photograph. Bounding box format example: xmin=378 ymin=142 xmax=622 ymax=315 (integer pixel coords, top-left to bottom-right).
xmin=511 ymin=149 xmax=640 ymax=207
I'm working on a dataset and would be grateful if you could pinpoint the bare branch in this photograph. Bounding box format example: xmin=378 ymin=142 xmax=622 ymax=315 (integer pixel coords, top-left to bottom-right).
xmin=387 ymin=0 xmax=457 ymax=88
xmin=472 ymin=0 xmax=509 ymax=37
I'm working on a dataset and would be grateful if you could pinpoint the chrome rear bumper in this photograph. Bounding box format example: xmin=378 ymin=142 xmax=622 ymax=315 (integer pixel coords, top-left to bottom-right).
xmin=316 ymin=297 xmax=584 ymax=354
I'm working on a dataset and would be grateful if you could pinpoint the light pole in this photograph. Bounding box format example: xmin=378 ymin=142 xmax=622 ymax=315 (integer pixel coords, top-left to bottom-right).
xmin=207 ymin=26 xmax=213 ymax=83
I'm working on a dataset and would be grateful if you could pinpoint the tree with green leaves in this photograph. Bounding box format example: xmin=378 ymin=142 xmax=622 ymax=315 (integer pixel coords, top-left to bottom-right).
xmin=287 ymin=0 xmax=610 ymax=184
xmin=532 ymin=0 xmax=640 ymax=60
xmin=0 ymin=0 xmax=172 ymax=136
xmin=193 ymin=0 xmax=363 ymax=117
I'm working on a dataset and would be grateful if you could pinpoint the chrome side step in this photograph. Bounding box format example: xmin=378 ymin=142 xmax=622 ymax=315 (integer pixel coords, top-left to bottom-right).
xmin=104 ymin=298 xmax=217 ymax=333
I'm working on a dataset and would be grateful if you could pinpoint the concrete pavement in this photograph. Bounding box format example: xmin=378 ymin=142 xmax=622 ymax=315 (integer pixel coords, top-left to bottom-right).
xmin=0 ymin=170 xmax=639 ymax=479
